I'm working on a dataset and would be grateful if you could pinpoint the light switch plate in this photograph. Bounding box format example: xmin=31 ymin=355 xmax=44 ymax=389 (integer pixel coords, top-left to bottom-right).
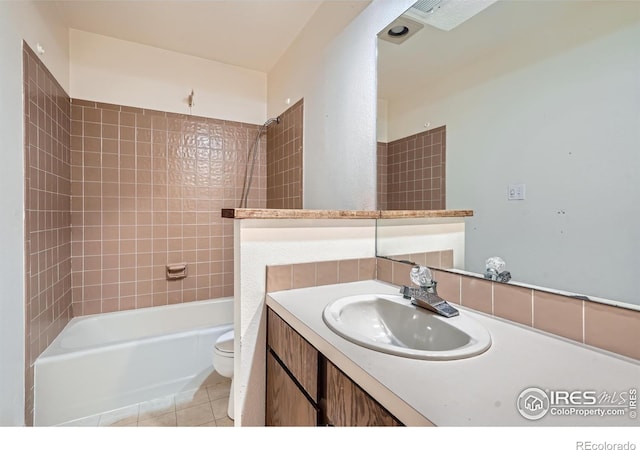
xmin=508 ymin=184 xmax=526 ymax=200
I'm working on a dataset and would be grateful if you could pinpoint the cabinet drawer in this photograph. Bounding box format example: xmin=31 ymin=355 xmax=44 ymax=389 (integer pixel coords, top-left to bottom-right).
xmin=267 ymin=308 xmax=318 ymax=402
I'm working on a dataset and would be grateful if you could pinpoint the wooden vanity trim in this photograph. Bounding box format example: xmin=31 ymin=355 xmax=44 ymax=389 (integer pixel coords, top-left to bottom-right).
xmin=378 ymin=209 xmax=473 ymax=219
xmin=222 ymin=208 xmax=378 ymax=219
xmin=222 ymin=208 xmax=473 ymax=219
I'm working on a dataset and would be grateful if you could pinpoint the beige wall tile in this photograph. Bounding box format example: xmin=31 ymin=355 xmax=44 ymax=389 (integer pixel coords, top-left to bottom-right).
xmin=382 ymin=126 xmax=446 ymax=210
xmin=440 ymin=250 xmax=454 ymax=269
xmin=266 ymin=265 xmax=292 ymax=292
xmin=316 ymin=261 xmax=339 ymax=286
xmin=358 ymin=258 xmax=376 ymax=281
xmin=70 ymin=100 xmax=267 ymax=316
xmin=392 ymin=261 xmax=412 ymax=287
xmin=432 ymin=269 xmax=460 ymax=304
xmin=533 ymin=291 xmax=583 ymax=343
xmin=24 ymin=45 xmax=73 ymax=425
xmin=585 ymin=302 xmax=640 ymax=360
xmin=461 ymin=277 xmax=493 ymax=314
xmin=410 ymin=252 xmax=427 ymax=266
xmin=338 ymin=259 xmax=359 ymax=283
xmin=423 ymin=251 xmax=441 ymax=268
xmin=293 ymin=262 xmax=316 ymax=289
xmin=493 ymin=283 xmax=533 ymax=326
xmin=377 ymin=258 xmax=393 ymax=284
xmin=266 ymin=99 xmax=303 ymax=209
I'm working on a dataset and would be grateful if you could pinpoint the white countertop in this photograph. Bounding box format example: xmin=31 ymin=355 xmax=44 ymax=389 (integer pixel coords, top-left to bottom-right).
xmin=266 ymin=280 xmax=640 ymax=426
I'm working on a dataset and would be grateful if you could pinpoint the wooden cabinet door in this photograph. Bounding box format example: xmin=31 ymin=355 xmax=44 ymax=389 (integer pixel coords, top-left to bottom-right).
xmin=266 ymin=351 xmax=317 ymax=426
xmin=267 ymin=309 xmax=318 ymax=401
xmin=324 ymin=360 xmax=402 ymax=427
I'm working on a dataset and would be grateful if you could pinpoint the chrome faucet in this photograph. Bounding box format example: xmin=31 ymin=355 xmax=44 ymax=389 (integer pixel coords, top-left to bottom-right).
xmin=400 ymin=265 xmax=459 ymax=318
xmin=484 ymin=256 xmax=511 ymax=283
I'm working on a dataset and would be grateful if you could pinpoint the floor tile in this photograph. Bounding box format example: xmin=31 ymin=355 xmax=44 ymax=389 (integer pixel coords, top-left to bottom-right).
xmin=176 ymin=403 xmax=215 ymax=426
xmin=138 ymin=411 xmax=177 ymax=427
xmin=207 ymin=381 xmax=231 ymax=401
xmin=198 ymin=420 xmax=218 ymax=427
xmin=175 ymin=387 xmax=211 ymax=411
xmin=215 ymin=416 xmax=234 ymax=427
xmin=211 ymin=396 xmax=230 ymax=420
xmin=200 ymin=370 xmax=227 ymax=387
xmin=58 ymin=388 xmax=231 ymax=427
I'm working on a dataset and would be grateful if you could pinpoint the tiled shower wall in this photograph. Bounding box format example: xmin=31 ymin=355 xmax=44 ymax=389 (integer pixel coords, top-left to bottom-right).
xmin=377 ymin=141 xmax=388 ymax=210
xmin=266 ymin=99 xmax=303 ymax=209
xmin=23 ymin=43 xmax=73 ymax=425
xmin=70 ymin=100 xmax=266 ymax=315
xmin=379 ymin=126 xmax=446 ymax=210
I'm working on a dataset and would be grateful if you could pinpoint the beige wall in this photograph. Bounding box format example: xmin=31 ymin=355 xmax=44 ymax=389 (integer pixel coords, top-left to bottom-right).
xmin=267 ymin=0 xmax=416 ymax=210
xmin=70 ymin=29 xmax=267 ymax=125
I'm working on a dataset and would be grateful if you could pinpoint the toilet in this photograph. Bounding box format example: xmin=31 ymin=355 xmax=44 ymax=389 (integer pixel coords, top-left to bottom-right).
xmin=212 ymin=329 xmax=235 ymax=420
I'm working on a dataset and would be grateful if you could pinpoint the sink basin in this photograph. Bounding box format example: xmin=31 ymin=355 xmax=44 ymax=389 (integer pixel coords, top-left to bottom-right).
xmin=322 ymin=294 xmax=491 ymax=360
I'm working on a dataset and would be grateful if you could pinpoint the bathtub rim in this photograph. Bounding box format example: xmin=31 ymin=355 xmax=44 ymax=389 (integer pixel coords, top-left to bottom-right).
xmin=37 ymin=297 xmax=234 ymax=361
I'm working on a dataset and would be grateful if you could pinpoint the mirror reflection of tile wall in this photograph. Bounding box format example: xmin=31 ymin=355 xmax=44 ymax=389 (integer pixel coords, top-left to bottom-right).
xmin=378 ymin=125 xmax=446 ymax=210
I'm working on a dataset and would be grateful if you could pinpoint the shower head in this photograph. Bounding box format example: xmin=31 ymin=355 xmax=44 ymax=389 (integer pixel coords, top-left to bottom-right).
xmin=239 ymin=115 xmax=281 ymax=208
xmin=263 ymin=116 xmax=280 ymax=127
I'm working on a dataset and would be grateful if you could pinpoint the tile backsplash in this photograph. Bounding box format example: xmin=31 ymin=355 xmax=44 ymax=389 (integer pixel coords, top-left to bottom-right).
xmin=266 ymin=255 xmax=640 ymax=361
xmin=70 ymin=100 xmax=266 ymax=315
xmin=266 ymin=257 xmax=377 ymax=292
xmin=429 ymin=268 xmax=640 ymax=361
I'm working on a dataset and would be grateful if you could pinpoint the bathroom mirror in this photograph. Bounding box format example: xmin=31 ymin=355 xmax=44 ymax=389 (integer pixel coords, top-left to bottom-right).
xmin=376 ymin=0 xmax=640 ymax=307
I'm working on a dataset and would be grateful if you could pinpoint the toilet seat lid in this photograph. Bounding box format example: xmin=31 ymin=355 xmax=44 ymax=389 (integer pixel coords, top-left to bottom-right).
xmin=215 ymin=330 xmax=234 ymax=353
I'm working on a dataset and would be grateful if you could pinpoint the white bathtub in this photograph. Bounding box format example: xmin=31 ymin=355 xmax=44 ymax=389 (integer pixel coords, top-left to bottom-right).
xmin=34 ymin=298 xmax=233 ymax=426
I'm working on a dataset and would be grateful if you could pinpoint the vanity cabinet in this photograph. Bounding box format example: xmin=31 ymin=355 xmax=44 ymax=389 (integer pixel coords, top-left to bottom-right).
xmin=266 ymin=308 xmax=319 ymax=426
xmin=266 ymin=307 xmax=403 ymax=427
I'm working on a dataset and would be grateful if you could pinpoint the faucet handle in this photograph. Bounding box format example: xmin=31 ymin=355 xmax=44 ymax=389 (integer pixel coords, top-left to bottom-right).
xmin=410 ymin=265 xmax=433 ymax=288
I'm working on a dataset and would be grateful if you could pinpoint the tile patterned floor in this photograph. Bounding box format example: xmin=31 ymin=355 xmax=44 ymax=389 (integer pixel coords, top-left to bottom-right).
xmin=58 ymin=371 xmax=233 ymax=427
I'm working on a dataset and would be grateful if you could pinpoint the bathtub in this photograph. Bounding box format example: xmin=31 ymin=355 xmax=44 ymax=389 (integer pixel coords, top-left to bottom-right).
xmin=34 ymin=298 xmax=233 ymax=426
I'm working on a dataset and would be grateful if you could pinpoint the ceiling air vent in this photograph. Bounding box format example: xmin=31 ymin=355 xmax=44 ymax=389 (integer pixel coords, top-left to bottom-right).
xmin=405 ymin=0 xmax=498 ymax=31
xmin=409 ymin=0 xmax=444 ymax=18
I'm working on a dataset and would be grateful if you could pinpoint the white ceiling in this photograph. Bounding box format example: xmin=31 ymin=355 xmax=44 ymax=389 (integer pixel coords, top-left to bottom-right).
xmin=378 ymin=0 xmax=593 ymax=101
xmin=54 ymin=0 xmax=371 ymax=73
